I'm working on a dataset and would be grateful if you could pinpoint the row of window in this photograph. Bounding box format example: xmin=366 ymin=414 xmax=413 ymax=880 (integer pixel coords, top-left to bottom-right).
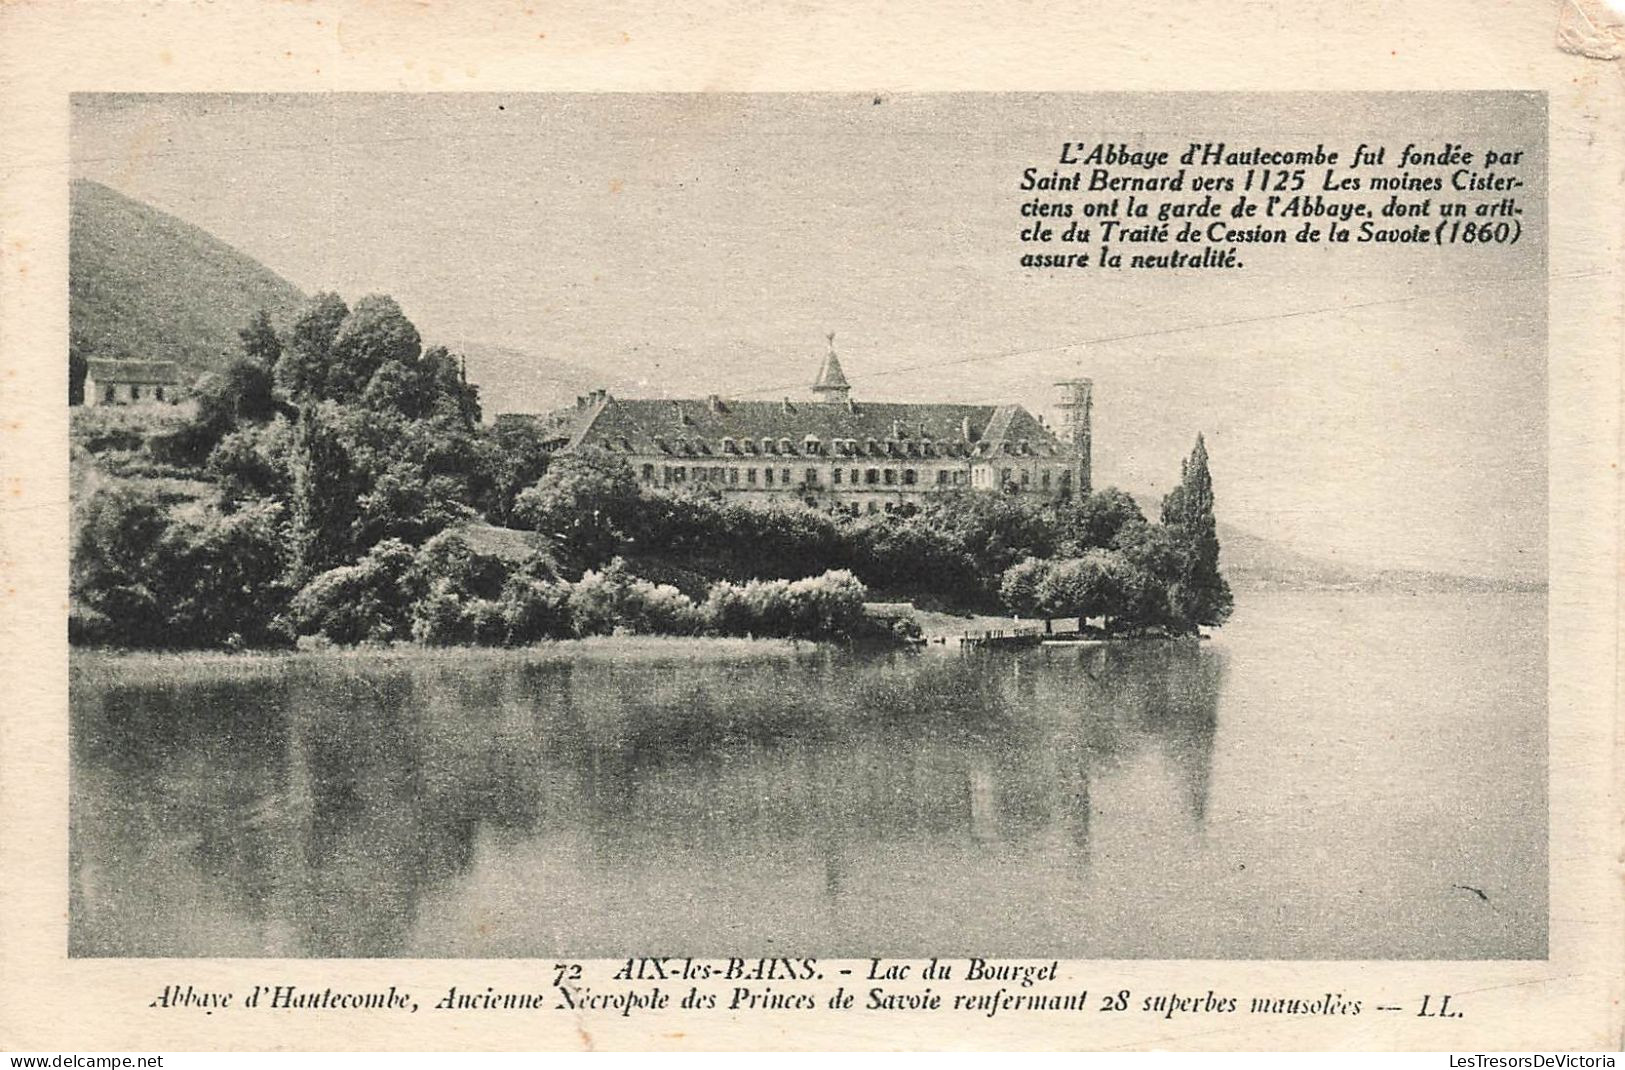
xmin=102 ymin=384 xmax=167 ymax=402
xmin=637 ymin=464 xmax=1071 ymax=490
xmin=1003 ymin=467 xmax=1069 ymax=491
xmin=710 ymin=436 xmax=982 ymax=459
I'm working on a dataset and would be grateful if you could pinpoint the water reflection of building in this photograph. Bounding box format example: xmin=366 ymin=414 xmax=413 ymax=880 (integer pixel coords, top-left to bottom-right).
xmin=71 ymin=645 xmax=1222 ymax=956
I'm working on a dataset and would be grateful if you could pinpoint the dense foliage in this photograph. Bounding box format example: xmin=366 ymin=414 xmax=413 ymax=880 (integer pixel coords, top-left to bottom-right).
xmin=503 ymin=444 xmax=1229 ymax=634
xmin=70 ymin=294 xmax=1231 ymax=649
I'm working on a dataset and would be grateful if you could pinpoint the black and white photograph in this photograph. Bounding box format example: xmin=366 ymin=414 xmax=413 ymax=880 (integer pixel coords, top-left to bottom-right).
xmin=61 ymin=92 xmax=1552 ymax=965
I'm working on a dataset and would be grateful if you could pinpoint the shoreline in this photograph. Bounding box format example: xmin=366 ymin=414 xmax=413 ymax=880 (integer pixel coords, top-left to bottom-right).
xmin=67 ymin=634 xmax=827 ymax=679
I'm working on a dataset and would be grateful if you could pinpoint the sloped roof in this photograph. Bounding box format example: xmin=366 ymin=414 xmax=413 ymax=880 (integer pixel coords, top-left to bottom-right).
xmin=86 ymin=359 xmax=181 ymax=384
xmin=812 ymin=350 xmax=850 ymax=391
xmin=559 ymin=395 xmax=1068 ymax=460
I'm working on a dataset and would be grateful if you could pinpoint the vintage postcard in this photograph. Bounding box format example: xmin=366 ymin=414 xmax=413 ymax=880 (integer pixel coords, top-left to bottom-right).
xmin=1 ymin=1 xmax=1620 ymax=1054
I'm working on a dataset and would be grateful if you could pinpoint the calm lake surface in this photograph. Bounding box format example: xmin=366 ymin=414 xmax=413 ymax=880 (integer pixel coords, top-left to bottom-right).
xmin=70 ymin=590 xmax=1546 ymax=959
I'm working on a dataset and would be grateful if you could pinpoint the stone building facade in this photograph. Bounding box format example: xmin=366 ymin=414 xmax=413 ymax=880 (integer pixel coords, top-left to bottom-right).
xmin=502 ymin=344 xmax=1093 ymax=514
xmin=84 ymin=359 xmax=182 ymax=406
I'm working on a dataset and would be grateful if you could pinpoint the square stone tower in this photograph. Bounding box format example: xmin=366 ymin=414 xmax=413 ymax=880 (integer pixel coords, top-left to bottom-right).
xmin=1053 ymin=379 xmax=1093 ymax=497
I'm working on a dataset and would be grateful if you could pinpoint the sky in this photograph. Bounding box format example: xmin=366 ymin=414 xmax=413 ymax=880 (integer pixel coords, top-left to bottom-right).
xmin=71 ymin=93 xmax=1547 ymax=581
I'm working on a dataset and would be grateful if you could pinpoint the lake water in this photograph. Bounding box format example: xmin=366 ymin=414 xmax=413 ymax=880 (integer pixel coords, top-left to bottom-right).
xmin=70 ymin=590 xmax=1546 ymax=959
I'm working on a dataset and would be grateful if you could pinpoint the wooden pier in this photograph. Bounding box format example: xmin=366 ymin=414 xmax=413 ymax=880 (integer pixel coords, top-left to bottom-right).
xmin=958 ymin=625 xmax=1049 ymax=649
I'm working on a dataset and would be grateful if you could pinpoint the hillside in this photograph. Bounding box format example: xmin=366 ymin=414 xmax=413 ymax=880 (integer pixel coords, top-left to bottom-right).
xmin=1215 ymin=521 xmax=1543 ymax=593
xmin=453 ymin=340 xmax=637 ymax=422
xmin=1113 ymin=488 xmax=1541 ymax=593
xmin=70 ymin=179 xmax=306 ymax=384
xmin=1215 ymin=522 xmax=1364 ymax=589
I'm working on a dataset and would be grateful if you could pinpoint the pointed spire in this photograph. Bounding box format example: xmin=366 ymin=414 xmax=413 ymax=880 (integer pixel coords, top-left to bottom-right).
xmin=811 ymin=331 xmax=852 ymax=401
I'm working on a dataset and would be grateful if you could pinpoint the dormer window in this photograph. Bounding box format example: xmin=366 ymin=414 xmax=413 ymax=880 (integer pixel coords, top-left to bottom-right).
xmin=721 ymin=436 xmax=736 ymax=453
xmin=803 ymin=435 xmax=820 ymax=454
xmin=779 ymin=437 xmax=794 ymax=454
xmin=762 ymin=438 xmax=775 ymax=455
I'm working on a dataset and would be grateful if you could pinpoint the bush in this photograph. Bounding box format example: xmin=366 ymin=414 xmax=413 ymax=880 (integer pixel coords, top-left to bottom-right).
xmin=499 ymin=575 xmax=575 ymax=644
xmin=414 ymin=530 xmax=509 ymax=601
xmin=568 ymin=559 xmax=630 ymax=636
xmin=998 ymin=556 xmax=1050 ymax=616
xmin=208 ymin=420 xmax=293 ymax=503
xmin=72 ymin=486 xmax=289 ymax=647
xmin=148 ymin=500 xmax=290 ymax=647
xmin=146 ymin=417 xmax=229 ymax=469
xmin=466 ymin=598 xmax=509 ymax=646
xmin=888 ymin=613 xmax=924 ymax=642
xmin=411 ymin=578 xmax=475 ymax=645
xmin=290 ymin=538 xmax=420 ymax=644
xmin=618 ymin=578 xmax=704 ymax=636
xmin=702 ymin=569 xmax=868 ymax=640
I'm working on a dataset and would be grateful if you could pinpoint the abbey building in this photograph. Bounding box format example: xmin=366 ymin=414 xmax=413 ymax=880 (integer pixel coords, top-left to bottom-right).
xmin=500 ymin=341 xmax=1093 ymax=514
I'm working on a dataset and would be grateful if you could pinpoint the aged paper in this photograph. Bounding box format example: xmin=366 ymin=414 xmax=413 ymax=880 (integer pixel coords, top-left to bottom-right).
xmin=1 ymin=0 xmax=1621 ymax=1053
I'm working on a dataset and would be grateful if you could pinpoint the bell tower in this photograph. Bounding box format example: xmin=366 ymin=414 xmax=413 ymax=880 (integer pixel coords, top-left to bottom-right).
xmin=1054 ymin=378 xmax=1093 ymax=497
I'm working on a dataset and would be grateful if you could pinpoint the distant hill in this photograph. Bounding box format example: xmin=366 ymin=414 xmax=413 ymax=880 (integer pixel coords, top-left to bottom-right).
xmin=67 ymin=180 xmax=621 ymax=418
xmin=1215 ymin=522 xmax=1543 ymax=593
xmin=70 ymin=179 xmax=306 ymax=384
xmin=1115 ymin=490 xmax=1543 ymax=593
xmin=1216 ymin=521 xmax=1363 ymax=589
xmin=454 ymin=340 xmax=639 ymax=422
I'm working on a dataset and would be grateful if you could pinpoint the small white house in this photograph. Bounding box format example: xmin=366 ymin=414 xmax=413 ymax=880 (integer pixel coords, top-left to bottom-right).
xmin=85 ymin=359 xmax=181 ymax=406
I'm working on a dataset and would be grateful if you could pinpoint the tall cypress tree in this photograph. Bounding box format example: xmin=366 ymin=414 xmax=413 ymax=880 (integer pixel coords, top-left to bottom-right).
xmin=1160 ymin=434 xmax=1233 ymax=630
xmin=287 ymin=406 xmax=358 ymax=584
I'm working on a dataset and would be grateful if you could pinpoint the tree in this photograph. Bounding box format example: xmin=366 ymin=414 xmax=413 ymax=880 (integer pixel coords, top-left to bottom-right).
xmin=359 ymin=359 xmax=429 ymax=420
xmin=918 ymin=491 xmax=1059 ymax=580
xmin=72 ymin=485 xmax=290 ymax=647
xmin=485 ymin=420 xmax=554 ymax=526
xmin=69 ymin=330 xmax=91 ymax=406
xmin=511 ymin=451 xmax=642 ymax=568
xmin=276 ymin=292 xmax=350 ymax=402
xmin=208 ymin=420 xmax=294 ymax=505
xmin=289 ymin=538 xmax=420 ymax=644
xmin=358 ymin=344 xmax=481 ymax=426
xmin=198 ymin=356 xmax=277 ymax=425
xmin=287 ymin=405 xmax=361 ymax=582
xmin=1062 ymin=487 xmax=1145 ymax=552
xmin=238 ymin=310 xmax=284 ymax=368
xmin=1159 ymin=434 xmax=1233 ymax=630
xmin=415 ymin=530 xmax=509 ymax=601
xmin=150 ymin=501 xmax=290 ymax=647
xmin=999 ymin=556 xmax=1050 ymax=616
xmin=1034 ymin=550 xmax=1134 ymax=627
xmin=417 ymin=346 xmax=481 ymax=426
xmin=328 ymin=294 xmax=422 ymax=402
xmin=72 ymin=486 xmax=170 ymax=644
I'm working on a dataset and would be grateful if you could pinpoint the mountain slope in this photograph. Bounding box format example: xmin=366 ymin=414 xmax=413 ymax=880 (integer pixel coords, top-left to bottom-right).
xmin=452 ymin=340 xmax=638 ymax=422
xmin=1215 ymin=522 xmax=1363 ymax=589
xmin=70 ymin=179 xmax=306 ymax=382
xmin=1122 ymin=490 xmax=1541 ymax=592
